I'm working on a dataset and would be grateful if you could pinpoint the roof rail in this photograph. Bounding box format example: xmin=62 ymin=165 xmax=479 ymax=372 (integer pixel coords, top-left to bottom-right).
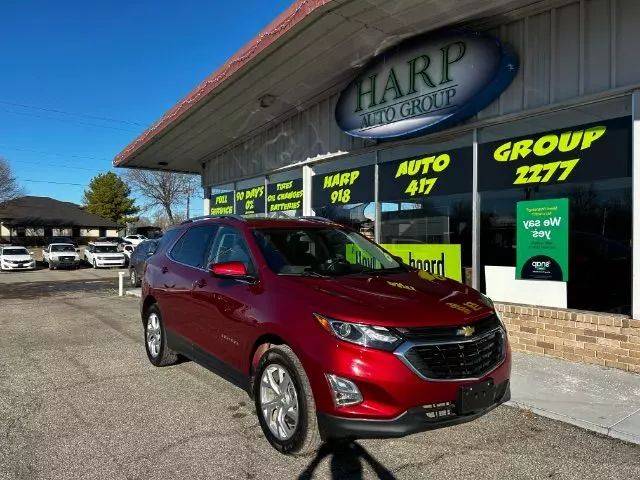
xmin=180 ymin=214 xmax=247 ymax=225
xmin=299 ymin=216 xmax=337 ymax=224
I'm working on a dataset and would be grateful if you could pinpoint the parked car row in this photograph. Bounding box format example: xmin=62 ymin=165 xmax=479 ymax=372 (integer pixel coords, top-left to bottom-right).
xmin=1 ymin=236 xmax=158 ymax=276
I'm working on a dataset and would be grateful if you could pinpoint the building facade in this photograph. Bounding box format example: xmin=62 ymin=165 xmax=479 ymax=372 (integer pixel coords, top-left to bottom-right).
xmin=0 ymin=196 xmax=120 ymax=246
xmin=115 ymin=0 xmax=640 ymax=371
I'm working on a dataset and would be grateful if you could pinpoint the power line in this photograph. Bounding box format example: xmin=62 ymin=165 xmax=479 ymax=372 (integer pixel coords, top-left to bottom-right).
xmin=0 ymin=108 xmax=140 ymax=133
xmin=0 ymin=144 xmax=111 ymax=161
xmin=7 ymin=158 xmax=108 ymax=173
xmin=0 ymin=100 xmax=146 ymax=127
xmin=19 ymin=178 xmax=86 ymax=187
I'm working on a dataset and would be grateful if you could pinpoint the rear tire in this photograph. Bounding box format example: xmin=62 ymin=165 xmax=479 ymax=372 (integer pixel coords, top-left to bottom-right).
xmin=254 ymin=345 xmax=321 ymax=456
xmin=144 ymin=304 xmax=178 ymax=367
xmin=92 ymin=259 xmax=97 ymax=269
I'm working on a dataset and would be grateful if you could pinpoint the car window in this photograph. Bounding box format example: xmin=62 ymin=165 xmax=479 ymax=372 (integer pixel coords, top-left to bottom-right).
xmin=170 ymin=225 xmax=218 ymax=269
xmin=156 ymin=228 xmax=181 ymax=252
xmin=207 ymin=226 xmax=255 ymax=274
xmin=3 ymin=247 xmax=29 ymax=255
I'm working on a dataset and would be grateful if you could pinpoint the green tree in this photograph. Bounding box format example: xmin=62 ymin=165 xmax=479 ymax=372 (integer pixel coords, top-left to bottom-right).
xmin=83 ymin=172 xmax=138 ymax=224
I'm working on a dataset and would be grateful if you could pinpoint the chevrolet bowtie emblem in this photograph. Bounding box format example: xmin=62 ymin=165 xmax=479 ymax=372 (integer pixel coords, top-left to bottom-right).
xmin=458 ymin=325 xmax=475 ymax=337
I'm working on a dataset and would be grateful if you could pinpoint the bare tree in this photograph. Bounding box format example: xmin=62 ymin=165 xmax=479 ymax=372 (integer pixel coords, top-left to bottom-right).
xmin=124 ymin=169 xmax=200 ymax=224
xmin=0 ymin=157 xmax=24 ymax=203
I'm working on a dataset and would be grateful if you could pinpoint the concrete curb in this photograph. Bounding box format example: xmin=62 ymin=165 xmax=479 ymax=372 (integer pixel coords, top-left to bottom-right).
xmin=125 ymin=288 xmax=141 ymax=298
xmin=507 ymin=400 xmax=640 ymax=445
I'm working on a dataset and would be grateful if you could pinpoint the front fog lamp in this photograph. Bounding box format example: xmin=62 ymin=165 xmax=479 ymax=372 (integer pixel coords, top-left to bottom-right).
xmin=314 ymin=313 xmax=401 ymax=351
xmin=326 ymin=374 xmax=363 ymax=407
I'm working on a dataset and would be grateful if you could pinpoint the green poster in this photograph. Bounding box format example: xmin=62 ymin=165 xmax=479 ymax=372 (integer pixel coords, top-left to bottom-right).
xmin=380 ymin=244 xmax=462 ymax=282
xmin=516 ymin=198 xmax=569 ymax=281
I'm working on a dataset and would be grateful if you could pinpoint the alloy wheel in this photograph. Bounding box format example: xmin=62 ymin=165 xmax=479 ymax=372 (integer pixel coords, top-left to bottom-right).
xmin=146 ymin=313 xmax=161 ymax=358
xmin=260 ymin=364 xmax=299 ymax=440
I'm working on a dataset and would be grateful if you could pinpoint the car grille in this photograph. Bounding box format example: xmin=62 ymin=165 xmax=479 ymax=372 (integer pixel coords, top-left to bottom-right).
xmin=59 ymin=256 xmax=75 ymax=262
xmin=396 ymin=317 xmax=506 ymax=380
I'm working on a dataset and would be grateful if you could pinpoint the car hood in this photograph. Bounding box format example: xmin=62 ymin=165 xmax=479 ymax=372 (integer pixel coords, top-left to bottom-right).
xmin=2 ymin=255 xmax=33 ymax=262
xmin=286 ymin=270 xmax=494 ymax=328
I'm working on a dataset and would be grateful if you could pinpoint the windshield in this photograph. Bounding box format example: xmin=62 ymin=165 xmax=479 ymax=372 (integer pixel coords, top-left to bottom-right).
xmin=94 ymin=245 xmax=119 ymax=253
xmin=3 ymin=247 xmax=29 ymax=256
xmin=254 ymin=227 xmax=402 ymax=276
xmin=51 ymin=245 xmax=76 ymax=252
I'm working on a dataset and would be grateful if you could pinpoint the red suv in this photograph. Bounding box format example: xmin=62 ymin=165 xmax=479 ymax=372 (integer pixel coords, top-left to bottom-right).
xmin=141 ymin=216 xmax=511 ymax=454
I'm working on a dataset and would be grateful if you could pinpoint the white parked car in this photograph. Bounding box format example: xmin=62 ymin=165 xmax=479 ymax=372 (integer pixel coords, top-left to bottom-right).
xmin=122 ymin=243 xmax=135 ymax=260
xmin=43 ymin=243 xmax=81 ymax=270
xmin=84 ymin=242 xmax=126 ymax=268
xmin=0 ymin=246 xmax=36 ymax=271
xmin=123 ymin=234 xmax=147 ymax=246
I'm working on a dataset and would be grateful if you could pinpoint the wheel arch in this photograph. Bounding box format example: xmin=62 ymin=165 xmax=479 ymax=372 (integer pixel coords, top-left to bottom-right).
xmin=248 ymin=334 xmax=286 ymax=382
xmin=141 ymin=295 xmax=157 ymax=326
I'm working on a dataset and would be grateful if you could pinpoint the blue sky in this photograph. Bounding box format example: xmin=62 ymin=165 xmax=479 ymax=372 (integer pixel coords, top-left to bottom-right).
xmin=0 ymin=0 xmax=292 ymax=216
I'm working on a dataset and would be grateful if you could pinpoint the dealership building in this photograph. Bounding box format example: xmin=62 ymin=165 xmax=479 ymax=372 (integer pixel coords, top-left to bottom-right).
xmin=115 ymin=0 xmax=640 ymax=372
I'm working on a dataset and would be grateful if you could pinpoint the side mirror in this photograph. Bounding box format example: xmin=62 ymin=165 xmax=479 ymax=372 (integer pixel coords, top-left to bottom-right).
xmin=209 ymin=261 xmax=248 ymax=279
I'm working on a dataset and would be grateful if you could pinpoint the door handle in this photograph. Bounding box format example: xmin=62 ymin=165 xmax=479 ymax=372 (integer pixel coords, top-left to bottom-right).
xmin=193 ymin=279 xmax=206 ymax=289
xmin=161 ymin=266 xmax=168 ymax=274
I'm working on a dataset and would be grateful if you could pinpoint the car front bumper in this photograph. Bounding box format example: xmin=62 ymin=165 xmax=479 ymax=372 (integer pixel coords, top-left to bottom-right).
xmin=94 ymin=260 xmax=126 ymax=267
xmin=50 ymin=259 xmax=80 ymax=267
xmin=317 ymin=380 xmax=510 ymax=440
xmin=1 ymin=262 xmax=36 ymax=270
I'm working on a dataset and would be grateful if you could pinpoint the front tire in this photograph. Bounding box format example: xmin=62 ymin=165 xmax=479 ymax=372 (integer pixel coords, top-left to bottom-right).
xmin=254 ymin=345 xmax=321 ymax=456
xmin=144 ymin=304 xmax=178 ymax=367
xmin=129 ymin=268 xmax=139 ymax=287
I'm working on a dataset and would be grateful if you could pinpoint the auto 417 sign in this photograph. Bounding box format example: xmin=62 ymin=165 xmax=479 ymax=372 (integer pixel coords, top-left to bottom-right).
xmin=379 ymin=147 xmax=472 ymax=201
xmin=335 ymin=29 xmax=518 ymax=140
xmin=516 ymin=198 xmax=569 ymax=281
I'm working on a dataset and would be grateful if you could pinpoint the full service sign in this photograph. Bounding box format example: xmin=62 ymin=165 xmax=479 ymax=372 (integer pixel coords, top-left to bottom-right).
xmin=516 ymin=198 xmax=569 ymax=281
xmin=479 ymin=116 xmax=631 ymax=191
xmin=336 ymin=29 xmax=518 ymax=140
xmin=312 ymin=165 xmax=374 ymax=207
xmin=235 ymin=186 xmax=265 ymax=215
xmin=267 ymin=178 xmax=303 ymax=213
xmin=379 ymin=147 xmax=472 ymax=201
xmin=210 ymin=192 xmax=234 ymax=215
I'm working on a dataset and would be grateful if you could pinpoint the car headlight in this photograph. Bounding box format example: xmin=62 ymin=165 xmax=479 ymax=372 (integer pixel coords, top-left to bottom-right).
xmin=314 ymin=313 xmax=402 ymax=351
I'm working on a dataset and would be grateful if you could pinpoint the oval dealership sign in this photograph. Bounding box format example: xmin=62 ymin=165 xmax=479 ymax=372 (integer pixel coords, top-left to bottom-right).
xmin=335 ymin=30 xmax=519 ymax=140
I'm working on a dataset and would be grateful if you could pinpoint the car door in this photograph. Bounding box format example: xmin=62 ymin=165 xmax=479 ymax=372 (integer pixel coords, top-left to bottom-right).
xmin=160 ymin=224 xmax=218 ymax=347
xmin=190 ymin=225 xmax=260 ymax=371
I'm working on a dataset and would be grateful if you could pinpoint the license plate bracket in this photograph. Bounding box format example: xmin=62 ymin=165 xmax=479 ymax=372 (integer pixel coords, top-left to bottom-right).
xmin=457 ymin=379 xmax=496 ymax=415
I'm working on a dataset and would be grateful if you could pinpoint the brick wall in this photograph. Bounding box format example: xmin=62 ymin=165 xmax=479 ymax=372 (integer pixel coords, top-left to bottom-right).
xmin=495 ymin=303 xmax=640 ymax=374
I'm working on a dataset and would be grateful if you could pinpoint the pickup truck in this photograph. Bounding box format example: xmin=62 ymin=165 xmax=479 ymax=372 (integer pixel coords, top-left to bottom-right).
xmin=43 ymin=243 xmax=81 ymax=269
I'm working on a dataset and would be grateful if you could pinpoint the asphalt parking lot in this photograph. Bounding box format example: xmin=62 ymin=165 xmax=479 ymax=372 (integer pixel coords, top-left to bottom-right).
xmin=1 ymin=279 xmax=639 ymax=479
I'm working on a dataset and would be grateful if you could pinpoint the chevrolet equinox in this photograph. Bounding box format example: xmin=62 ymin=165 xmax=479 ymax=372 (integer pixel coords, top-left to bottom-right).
xmin=140 ymin=216 xmax=511 ymax=454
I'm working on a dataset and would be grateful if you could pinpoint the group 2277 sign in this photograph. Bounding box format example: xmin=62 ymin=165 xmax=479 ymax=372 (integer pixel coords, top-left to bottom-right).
xmin=516 ymin=198 xmax=569 ymax=281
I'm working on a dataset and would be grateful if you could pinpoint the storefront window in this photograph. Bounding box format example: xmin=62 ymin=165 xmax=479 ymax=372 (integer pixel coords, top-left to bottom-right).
xmin=267 ymin=170 xmax=303 ymax=218
xmin=312 ymin=154 xmax=375 ymax=239
xmin=478 ymin=97 xmax=632 ymax=314
xmin=210 ymin=183 xmax=235 ymax=215
xmin=235 ymin=177 xmax=266 ymax=217
xmin=379 ymin=135 xmax=473 ymax=283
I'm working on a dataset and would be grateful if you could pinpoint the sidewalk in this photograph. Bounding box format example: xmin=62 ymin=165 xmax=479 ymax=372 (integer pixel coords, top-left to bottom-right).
xmin=508 ymin=351 xmax=640 ymax=444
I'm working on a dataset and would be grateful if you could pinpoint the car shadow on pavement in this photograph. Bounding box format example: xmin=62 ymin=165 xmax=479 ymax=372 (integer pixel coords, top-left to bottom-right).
xmin=298 ymin=441 xmax=396 ymax=480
